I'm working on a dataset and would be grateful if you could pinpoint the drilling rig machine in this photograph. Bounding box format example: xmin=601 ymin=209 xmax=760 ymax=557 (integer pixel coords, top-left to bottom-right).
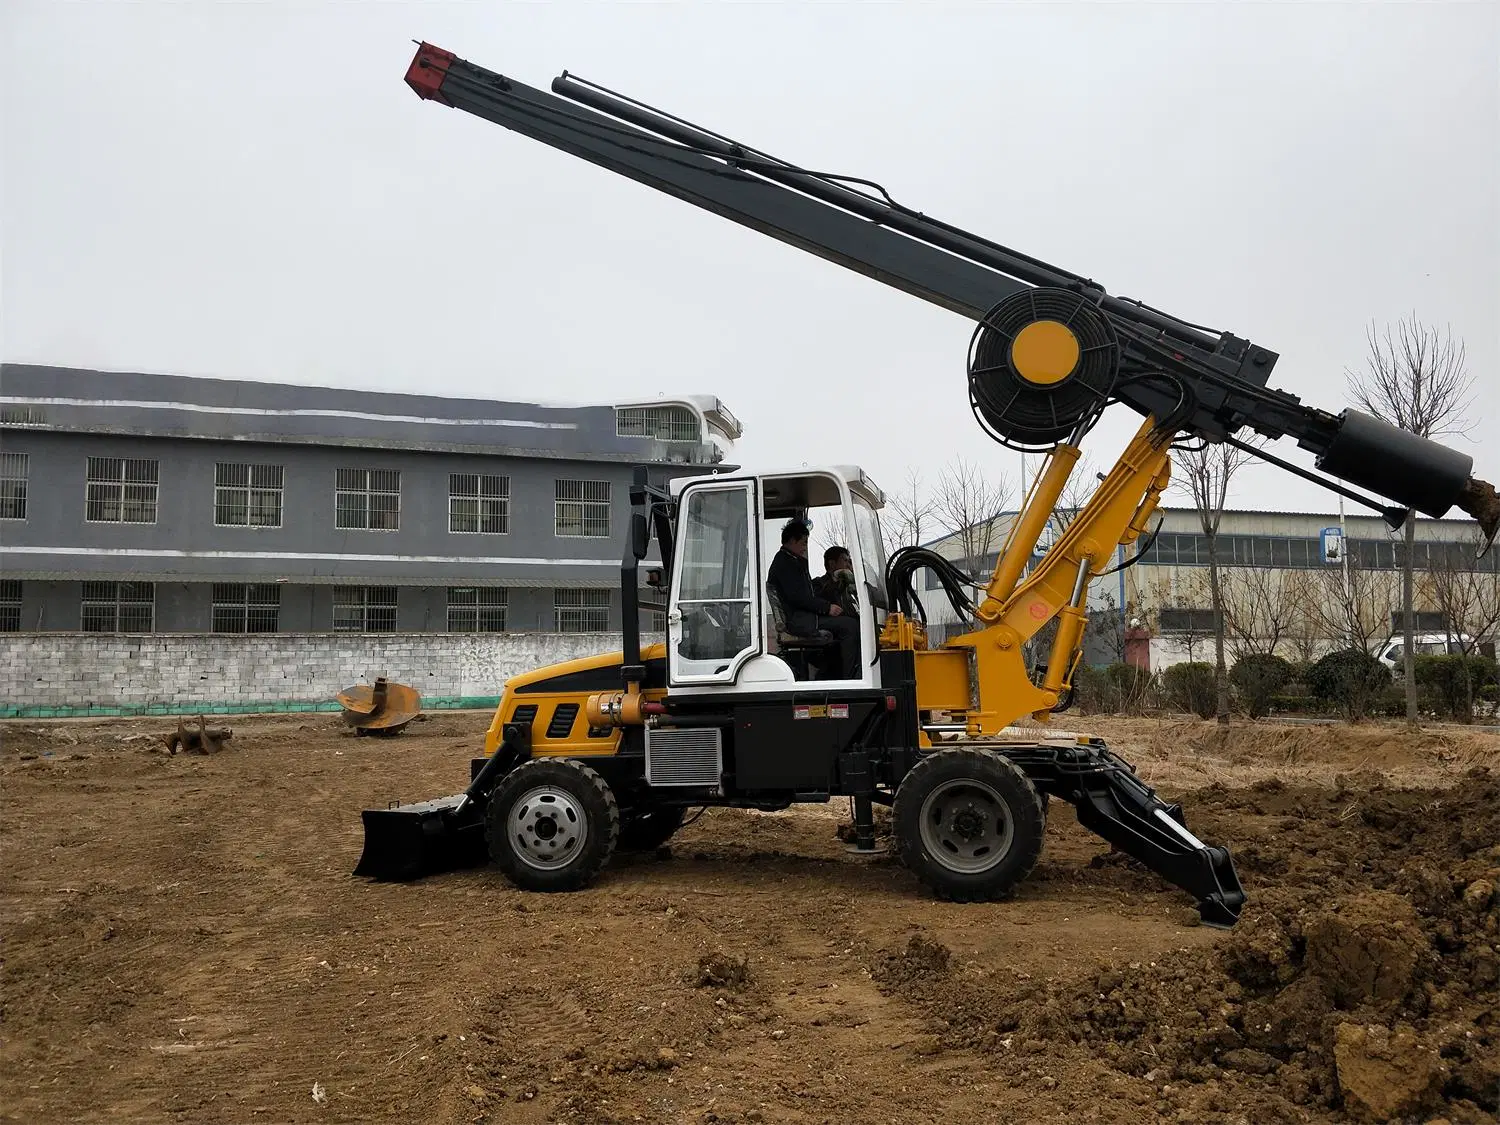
xmin=355 ymin=43 xmax=1499 ymax=928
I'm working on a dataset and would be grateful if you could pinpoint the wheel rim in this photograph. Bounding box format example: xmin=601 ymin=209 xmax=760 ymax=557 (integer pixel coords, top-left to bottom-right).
xmin=918 ymin=777 xmax=1015 ymax=874
xmin=509 ymin=785 xmax=589 ymax=871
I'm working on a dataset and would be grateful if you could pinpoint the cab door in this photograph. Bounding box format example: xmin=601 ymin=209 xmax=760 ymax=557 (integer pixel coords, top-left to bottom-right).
xmin=668 ymin=479 xmax=762 ymax=685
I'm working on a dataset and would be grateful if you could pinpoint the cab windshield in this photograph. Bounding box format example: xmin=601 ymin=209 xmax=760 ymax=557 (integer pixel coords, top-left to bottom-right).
xmin=852 ymin=495 xmax=888 ymax=610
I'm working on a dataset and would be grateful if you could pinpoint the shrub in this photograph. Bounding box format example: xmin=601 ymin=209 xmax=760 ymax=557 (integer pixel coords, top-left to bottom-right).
xmin=1163 ymin=661 xmax=1217 ymax=719
xmin=1307 ymin=648 xmax=1391 ymax=722
xmin=1229 ymin=653 xmax=1294 ymax=718
xmin=1413 ymin=654 xmax=1500 ymax=721
xmin=1106 ymin=662 xmax=1155 ymax=712
xmin=1073 ymin=662 xmax=1156 ymax=714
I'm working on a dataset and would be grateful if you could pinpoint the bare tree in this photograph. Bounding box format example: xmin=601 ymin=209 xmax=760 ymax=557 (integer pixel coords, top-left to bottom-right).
xmin=1171 ymin=440 xmax=1260 ymax=724
xmin=1220 ymin=566 xmax=1301 ymax=661
xmin=1302 ymin=547 xmax=1400 ymax=656
xmin=932 ymin=456 xmax=1012 ymax=580
xmin=1347 ymin=315 xmax=1475 ymax=726
xmin=882 ymin=468 xmax=937 ymax=557
xmin=1281 ymin=570 xmax=1330 ymax=667
xmin=1426 ymin=531 xmax=1500 ymax=722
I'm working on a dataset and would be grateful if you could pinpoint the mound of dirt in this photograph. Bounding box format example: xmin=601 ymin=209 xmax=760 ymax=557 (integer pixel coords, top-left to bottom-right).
xmin=870 ymin=934 xmax=952 ymax=988
xmin=866 ymin=768 xmax=1500 ymax=1122
xmin=694 ymin=951 xmax=752 ymax=991
xmin=1067 ymin=715 xmax=1500 ymax=784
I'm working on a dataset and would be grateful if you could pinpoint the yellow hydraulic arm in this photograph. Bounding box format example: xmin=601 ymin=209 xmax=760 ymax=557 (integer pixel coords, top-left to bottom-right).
xmin=888 ymin=416 xmax=1172 ymax=738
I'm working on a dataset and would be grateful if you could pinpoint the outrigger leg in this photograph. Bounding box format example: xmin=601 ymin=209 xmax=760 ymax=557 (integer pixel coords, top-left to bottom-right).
xmin=1003 ymin=739 xmax=1246 ymax=928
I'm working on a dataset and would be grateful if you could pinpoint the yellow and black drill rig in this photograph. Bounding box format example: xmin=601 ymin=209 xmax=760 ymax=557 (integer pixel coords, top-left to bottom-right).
xmin=354 ymin=43 xmax=1498 ymax=928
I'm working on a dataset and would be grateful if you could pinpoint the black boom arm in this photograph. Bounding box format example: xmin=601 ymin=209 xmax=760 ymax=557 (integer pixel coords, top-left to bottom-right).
xmin=404 ymin=43 xmax=1498 ymax=542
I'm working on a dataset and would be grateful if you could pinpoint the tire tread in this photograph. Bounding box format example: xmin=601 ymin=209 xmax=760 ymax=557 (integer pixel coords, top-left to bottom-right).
xmin=892 ymin=747 xmax=1046 ymax=903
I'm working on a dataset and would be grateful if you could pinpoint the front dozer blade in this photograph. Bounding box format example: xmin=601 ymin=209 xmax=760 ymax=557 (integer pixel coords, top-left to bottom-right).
xmin=353 ymin=794 xmax=488 ymax=882
xmin=1005 ymin=740 xmax=1247 ymax=927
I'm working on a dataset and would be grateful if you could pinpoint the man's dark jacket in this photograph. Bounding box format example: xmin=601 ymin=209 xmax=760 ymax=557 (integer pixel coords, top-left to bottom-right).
xmin=768 ymin=546 xmax=832 ymax=634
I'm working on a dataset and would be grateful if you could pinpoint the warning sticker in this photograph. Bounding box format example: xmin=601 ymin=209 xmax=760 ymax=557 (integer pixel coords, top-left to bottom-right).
xmin=793 ymin=706 xmax=811 ymax=720
xmin=829 ymin=704 xmax=849 ymax=719
xmin=793 ymin=705 xmax=830 ymax=720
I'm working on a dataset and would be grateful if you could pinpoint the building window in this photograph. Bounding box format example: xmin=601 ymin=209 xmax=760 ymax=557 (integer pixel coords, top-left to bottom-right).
xmin=555 ymin=479 xmax=611 ymax=538
xmin=1157 ymin=607 xmax=1218 ymax=634
xmin=332 ymin=586 xmax=398 ymax=632
xmin=449 ymin=474 xmax=510 ymax=534
xmin=86 ymin=457 xmax=159 ymax=524
xmin=1390 ymin=610 xmax=1448 ymax=633
xmin=647 ymin=609 xmax=667 ymax=633
xmin=447 ymin=587 xmax=508 ymax=631
xmin=212 ymin=583 xmax=281 ymax=632
xmin=215 ymin=463 xmax=285 ymax=527
xmin=80 ymin=581 xmax=154 ymax=632
xmin=554 ymin=588 xmax=610 ymax=632
xmin=0 ymin=452 xmax=27 ymax=520
xmin=335 ymin=468 xmax=400 ymax=531
xmin=616 ymin=405 xmax=700 ymax=442
xmin=0 ymin=579 xmax=20 ymax=631
xmin=0 ymin=405 xmax=46 ymax=425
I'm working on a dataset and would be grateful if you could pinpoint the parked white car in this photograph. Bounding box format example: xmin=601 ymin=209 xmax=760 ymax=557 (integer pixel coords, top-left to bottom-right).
xmin=1374 ymin=632 xmax=1474 ymax=672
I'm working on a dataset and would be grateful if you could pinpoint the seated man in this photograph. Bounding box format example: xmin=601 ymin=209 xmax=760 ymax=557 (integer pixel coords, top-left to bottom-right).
xmin=813 ymin=545 xmax=860 ymax=619
xmin=768 ymin=519 xmax=861 ymax=680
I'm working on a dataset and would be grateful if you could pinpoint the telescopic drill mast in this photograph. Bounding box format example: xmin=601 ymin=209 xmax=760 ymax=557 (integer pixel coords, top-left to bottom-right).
xmin=402 ymin=41 xmax=1497 ymax=541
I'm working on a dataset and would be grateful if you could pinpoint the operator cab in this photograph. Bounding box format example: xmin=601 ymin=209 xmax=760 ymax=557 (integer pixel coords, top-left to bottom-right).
xmin=665 ymin=466 xmax=888 ymax=694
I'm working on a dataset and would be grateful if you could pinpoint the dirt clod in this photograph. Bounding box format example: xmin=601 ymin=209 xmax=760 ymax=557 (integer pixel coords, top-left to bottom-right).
xmin=1303 ymin=891 xmax=1427 ymax=1008
xmin=1333 ymin=1022 xmax=1447 ymax=1122
xmin=694 ymin=951 xmax=751 ymax=990
xmin=871 ymin=934 xmax=951 ymax=988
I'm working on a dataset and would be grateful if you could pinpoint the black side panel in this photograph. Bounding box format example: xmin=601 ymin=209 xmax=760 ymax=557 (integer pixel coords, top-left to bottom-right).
xmin=514 ymin=657 xmax=668 ymax=695
xmin=878 ymin=650 xmax=920 ymax=784
xmin=730 ymin=697 xmax=882 ymax=791
xmin=733 ymin=704 xmax=839 ymax=790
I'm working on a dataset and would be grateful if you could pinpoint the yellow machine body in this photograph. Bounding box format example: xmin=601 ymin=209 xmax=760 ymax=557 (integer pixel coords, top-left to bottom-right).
xmin=480 ymin=642 xmax=669 ymax=759
xmin=469 ymin=416 xmax=1171 ymax=761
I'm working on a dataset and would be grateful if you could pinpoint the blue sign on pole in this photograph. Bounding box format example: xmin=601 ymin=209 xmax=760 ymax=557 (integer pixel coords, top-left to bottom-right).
xmin=1319 ymin=526 xmax=1344 ymax=563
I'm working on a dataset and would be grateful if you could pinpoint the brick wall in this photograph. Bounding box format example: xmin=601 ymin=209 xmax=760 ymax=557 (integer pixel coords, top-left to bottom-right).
xmin=0 ymin=632 xmax=648 ymax=717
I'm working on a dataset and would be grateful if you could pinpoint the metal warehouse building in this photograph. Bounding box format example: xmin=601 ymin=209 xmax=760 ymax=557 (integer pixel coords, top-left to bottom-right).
xmin=917 ymin=503 xmax=1497 ymax=667
xmin=0 ymin=363 xmax=740 ymax=634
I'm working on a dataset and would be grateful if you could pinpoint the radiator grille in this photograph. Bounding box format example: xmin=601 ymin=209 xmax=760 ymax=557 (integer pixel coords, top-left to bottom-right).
xmin=645 ymin=727 xmax=723 ymax=788
xmin=546 ymin=703 xmax=579 ymax=739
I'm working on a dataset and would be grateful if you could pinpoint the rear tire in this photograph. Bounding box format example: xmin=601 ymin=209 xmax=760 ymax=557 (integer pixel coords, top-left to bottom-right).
xmin=617 ymin=806 xmax=687 ymax=852
xmin=485 ymin=758 xmax=619 ymax=892
xmin=893 ymin=747 xmax=1046 ymax=902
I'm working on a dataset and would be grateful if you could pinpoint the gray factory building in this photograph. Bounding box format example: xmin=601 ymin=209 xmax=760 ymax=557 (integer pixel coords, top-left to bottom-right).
xmin=0 ymin=364 xmax=740 ymax=634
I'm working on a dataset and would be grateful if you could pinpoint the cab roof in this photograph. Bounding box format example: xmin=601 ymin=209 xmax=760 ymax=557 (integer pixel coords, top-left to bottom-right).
xmin=669 ymin=465 xmax=885 ymax=511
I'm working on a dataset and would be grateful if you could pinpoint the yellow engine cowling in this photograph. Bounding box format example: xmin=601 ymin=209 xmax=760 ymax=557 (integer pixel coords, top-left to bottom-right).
xmin=481 ymin=642 xmax=669 ymax=759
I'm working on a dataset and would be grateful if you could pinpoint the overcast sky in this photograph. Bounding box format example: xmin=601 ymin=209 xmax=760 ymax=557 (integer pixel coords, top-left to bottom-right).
xmin=3 ymin=1 xmax=1496 ymax=521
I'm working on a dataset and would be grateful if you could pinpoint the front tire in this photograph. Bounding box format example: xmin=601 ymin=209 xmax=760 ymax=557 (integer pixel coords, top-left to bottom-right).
xmin=485 ymin=758 xmax=619 ymax=892
xmin=893 ymin=748 xmax=1046 ymax=902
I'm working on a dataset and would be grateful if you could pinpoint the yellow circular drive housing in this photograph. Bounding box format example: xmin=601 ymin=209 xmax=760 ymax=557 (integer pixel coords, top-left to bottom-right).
xmin=1009 ymin=320 xmax=1081 ymax=385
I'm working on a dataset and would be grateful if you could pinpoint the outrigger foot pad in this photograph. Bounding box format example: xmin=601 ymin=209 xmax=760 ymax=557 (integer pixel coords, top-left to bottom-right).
xmin=1002 ymin=740 xmax=1247 ymax=928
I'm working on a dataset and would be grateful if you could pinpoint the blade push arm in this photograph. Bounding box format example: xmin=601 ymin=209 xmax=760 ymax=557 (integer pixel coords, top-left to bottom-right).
xmin=405 ymin=43 xmax=1497 ymax=540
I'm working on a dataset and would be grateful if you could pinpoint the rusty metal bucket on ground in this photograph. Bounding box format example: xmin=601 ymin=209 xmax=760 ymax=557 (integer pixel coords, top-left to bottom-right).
xmin=335 ymin=676 xmax=422 ymax=736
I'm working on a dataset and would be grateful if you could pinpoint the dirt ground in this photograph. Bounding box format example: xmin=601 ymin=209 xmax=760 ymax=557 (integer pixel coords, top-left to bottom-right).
xmin=2 ymin=711 xmax=1497 ymax=1124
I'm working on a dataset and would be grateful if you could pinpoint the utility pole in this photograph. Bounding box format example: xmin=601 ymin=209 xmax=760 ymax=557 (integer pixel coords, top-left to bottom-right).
xmin=1338 ymin=497 xmax=1355 ymax=650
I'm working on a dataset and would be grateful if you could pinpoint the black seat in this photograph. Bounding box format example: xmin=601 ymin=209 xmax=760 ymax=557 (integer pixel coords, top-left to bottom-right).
xmin=766 ymin=585 xmax=839 ymax=681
